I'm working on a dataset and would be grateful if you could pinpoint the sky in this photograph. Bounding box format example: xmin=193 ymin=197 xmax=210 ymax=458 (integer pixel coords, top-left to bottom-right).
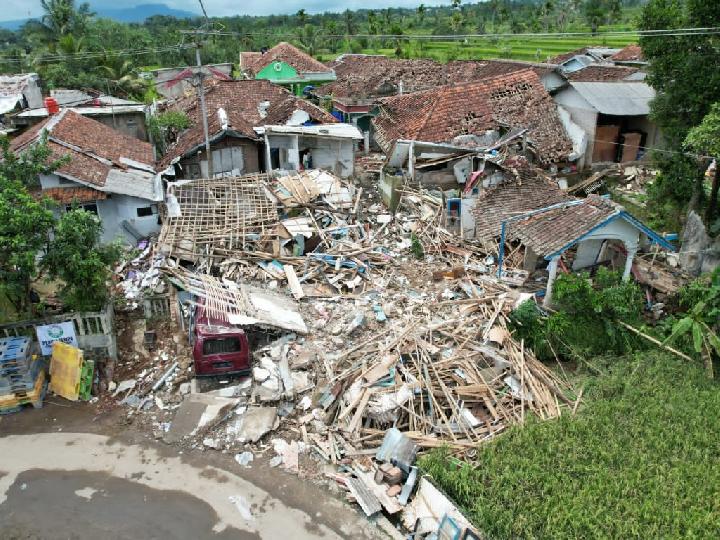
xmin=3 ymin=0 xmax=451 ymax=21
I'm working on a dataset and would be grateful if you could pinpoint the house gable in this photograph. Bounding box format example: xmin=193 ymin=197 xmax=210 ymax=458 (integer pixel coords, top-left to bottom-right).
xmin=257 ymin=61 xmax=299 ymax=82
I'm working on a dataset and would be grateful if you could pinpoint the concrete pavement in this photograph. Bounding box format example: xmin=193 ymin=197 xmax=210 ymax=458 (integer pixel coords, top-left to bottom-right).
xmin=0 ymin=432 xmax=381 ymax=540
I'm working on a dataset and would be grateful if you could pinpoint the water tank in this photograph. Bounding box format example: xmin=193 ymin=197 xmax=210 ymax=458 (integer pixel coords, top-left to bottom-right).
xmin=44 ymin=97 xmax=60 ymax=115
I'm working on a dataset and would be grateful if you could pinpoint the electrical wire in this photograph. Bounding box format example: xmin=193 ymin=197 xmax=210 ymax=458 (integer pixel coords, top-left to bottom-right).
xmin=179 ymin=26 xmax=720 ymax=40
xmin=0 ymin=44 xmax=193 ymax=64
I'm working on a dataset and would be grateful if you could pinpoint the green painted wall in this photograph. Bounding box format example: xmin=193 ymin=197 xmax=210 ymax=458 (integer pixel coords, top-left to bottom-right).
xmin=257 ymin=61 xmax=298 ymax=81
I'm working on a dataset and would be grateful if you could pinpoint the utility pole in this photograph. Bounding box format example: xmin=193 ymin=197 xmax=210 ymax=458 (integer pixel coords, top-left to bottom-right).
xmin=193 ymin=40 xmax=213 ymax=177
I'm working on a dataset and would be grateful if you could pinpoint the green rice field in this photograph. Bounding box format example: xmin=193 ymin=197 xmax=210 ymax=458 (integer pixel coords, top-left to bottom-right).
xmin=317 ymin=24 xmax=639 ymax=63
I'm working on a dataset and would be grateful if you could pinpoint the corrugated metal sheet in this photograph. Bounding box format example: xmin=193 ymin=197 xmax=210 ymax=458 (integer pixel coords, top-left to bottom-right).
xmin=570 ymin=81 xmax=655 ymax=116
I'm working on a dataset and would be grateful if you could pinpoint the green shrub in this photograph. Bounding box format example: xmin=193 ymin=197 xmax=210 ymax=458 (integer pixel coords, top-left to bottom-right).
xmin=509 ymin=268 xmax=644 ymax=360
xmin=420 ymin=352 xmax=720 ymax=539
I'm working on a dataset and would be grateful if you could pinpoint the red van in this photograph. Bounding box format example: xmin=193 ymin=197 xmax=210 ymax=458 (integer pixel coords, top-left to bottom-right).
xmin=190 ymin=303 xmax=251 ymax=377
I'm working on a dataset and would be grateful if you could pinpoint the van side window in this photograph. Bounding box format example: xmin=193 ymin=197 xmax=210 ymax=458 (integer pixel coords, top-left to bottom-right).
xmin=203 ymin=337 xmax=241 ymax=355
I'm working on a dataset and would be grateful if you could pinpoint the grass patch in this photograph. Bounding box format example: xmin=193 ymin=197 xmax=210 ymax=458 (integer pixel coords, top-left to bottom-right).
xmin=420 ymin=352 xmax=720 ymax=539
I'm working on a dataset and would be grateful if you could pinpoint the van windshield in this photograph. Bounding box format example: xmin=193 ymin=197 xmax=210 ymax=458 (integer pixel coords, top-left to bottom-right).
xmin=203 ymin=337 xmax=241 ymax=355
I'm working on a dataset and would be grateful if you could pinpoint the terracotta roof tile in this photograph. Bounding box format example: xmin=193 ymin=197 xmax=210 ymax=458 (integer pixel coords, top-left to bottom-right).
xmin=566 ymin=65 xmax=639 ymax=82
xmin=611 ymin=44 xmax=644 ymax=63
xmin=549 ymin=47 xmax=591 ymax=64
xmin=241 ymin=42 xmax=331 ymax=76
xmin=320 ymin=55 xmax=552 ymax=102
xmin=10 ymin=110 xmax=155 ymax=188
xmin=161 ymin=80 xmax=336 ymax=167
xmin=473 ymin=173 xmax=573 ymax=242
xmin=372 ymin=69 xmax=572 ymax=162
xmin=510 ymin=195 xmax=620 ymax=257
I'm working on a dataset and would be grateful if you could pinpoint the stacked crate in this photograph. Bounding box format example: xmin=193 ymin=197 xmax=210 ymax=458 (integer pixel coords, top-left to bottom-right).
xmin=0 ymin=336 xmax=47 ymax=414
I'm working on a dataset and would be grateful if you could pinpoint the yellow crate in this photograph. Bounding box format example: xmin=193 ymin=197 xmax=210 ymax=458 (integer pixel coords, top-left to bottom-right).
xmin=0 ymin=369 xmax=46 ymax=408
xmin=49 ymin=342 xmax=83 ymax=401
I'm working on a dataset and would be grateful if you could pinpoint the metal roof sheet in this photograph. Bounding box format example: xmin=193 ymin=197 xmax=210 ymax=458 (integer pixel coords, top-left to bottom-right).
xmin=569 ymin=81 xmax=655 ymax=116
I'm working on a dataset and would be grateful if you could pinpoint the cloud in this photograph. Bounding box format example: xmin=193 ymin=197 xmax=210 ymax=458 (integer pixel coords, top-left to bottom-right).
xmin=2 ymin=0 xmax=449 ymax=21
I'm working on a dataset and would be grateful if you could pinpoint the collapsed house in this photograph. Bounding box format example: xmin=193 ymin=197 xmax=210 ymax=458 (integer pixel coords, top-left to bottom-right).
xmin=159 ymin=80 xmax=338 ymax=179
xmin=0 ymin=73 xmax=43 ymax=134
xmin=147 ymin=63 xmax=234 ymax=99
xmin=11 ymin=109 xmax=162 ymax=244
xmin=472 ymin=177 xmax=675 ymax=304
xmin=258 ymin=123 xmax=363 ymax=178
xmin=317 ymin=55 xmax=564 ymax=139
xmin=372 ymin=69 xmax=575 ymax=163
xmin=239 ymin=42 xmax=336 ymax=96
xmin=12 ymin=89 xmax=149 ymax=141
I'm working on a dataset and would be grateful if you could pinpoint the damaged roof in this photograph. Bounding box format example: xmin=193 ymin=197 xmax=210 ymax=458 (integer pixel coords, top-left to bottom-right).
xmin=240 ymin=42 xmax=332 ymax=77
xmin=566 ymin=64 xmax=640 ymax=82
xmin=473 ymin=172 xmax=573 ymax=243
xmin=161 ymin=80 xmax=336 ymax=167
xmin=611 ymin=44 xmax=644 ymax=63
xmin=11 ymin=109 xmax=161 ymax=201
xmin=319 ymin=55 xmax=555 ymax=103
xmin=372 ymin=69 xmax=573 ymax=162
xmin=508 ymin=195 xmax=674 ymax=258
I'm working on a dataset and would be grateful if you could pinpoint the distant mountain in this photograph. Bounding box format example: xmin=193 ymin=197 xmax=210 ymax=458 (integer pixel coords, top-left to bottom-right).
xmin=0 ymin=3 xmax=198 ymax=30
xmin=95 ymin=3 xmax=198 ymax=23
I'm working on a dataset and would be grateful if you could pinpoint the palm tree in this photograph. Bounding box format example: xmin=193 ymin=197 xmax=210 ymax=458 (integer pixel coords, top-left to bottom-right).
xmin=417 ymin=4 xmax=427 ymax=26
xmin=343 ymin=9 xmax=355 ymax=36
xmin=294 ymin=24 xmax=320 ymax=57
xmin=97 ymin=54 xmax=147 ymax=99
xmin=296 ymin=9 xmax=308 ymax=27
xmin=33 ymin=0 xmax=93 ymax=43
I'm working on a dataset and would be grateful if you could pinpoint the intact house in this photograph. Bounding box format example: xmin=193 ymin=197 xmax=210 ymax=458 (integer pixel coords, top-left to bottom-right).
xmin=0 ymin=73 xmax=43 ymax=134
xmin=315 ymin=55 xmax=565 ymax=146
xmin=472 ymin=176 xmax=674 ymax=306
xmin=146 ymin=63 xmax=233 ymax=100
xmin=553 ymin=81 xmax=658 ymax=169
xmin=160 ymin=80 xmax=339 ymax=180
xmin=239 ymin=42 xmax=336 ymax=96
xmin=11 ymin=89 xmax=149 ymax=141
xmin=10 ymin=109 xmax=163 ymax=245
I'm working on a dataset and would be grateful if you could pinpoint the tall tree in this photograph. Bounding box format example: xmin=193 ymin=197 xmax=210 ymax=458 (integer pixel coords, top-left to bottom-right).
xmin=43 ymin=209 xmax=120 ymax=312
xmin=685 ymin=103 xmax=720 ymax=222
xmin=641 ymin=0 xmax=720 ymax=214
xmin=0 ymin=136 xmax=61 ymax=314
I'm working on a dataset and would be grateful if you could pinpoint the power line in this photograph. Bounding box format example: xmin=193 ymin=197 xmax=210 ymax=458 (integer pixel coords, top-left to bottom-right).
xmin=182 ymin=26 xmax=720 ymax=40
xmin=0 ymin=44 xmax=193 ymax=64
xmin=197 ymin=0 xmax=210 ymax=26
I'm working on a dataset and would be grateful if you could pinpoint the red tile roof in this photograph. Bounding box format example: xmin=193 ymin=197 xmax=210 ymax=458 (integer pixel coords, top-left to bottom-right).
xmin=566 ymin=65 xmax=639 ymax=82
xmin=240 ymin=42 xmax=331 ymax=77
xmin=509 ymin=195 xmax=620 ymax=257
xmin=42 ymin=186 xmax=107 ymax=204
xmin=10 ymin=110 xmax=155 ymax=188
xmin=611 ymin=44 xmax=644 ymax=63
xmin=473 ymin=172 xmax=573 ymax=242
xmin=320 ymin=55 xmax=554 ymax=102
xmin=372 ymin=69 xmax=573 ymax=162
xmin=161 ymin=80 xmax=336 ymax=167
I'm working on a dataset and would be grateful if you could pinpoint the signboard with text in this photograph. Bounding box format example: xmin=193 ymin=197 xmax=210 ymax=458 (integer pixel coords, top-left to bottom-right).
xmin=36 ymin=321 xmax=79 ymax=356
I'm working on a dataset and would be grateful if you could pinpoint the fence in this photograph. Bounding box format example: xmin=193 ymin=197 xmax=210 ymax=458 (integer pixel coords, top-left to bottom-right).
xmin=0 ymin=303 xmax=117 ymax=361
xmin=143 ymin=295 xmax=172 ymax=320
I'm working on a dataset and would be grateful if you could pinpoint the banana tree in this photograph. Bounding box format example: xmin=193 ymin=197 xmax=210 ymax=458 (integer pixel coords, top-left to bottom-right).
xmin=665 ymin=300 xmax=720 ymax=378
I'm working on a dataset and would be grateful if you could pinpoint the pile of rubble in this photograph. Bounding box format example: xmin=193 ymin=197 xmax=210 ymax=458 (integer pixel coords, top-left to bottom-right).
xmin=108 ymin=168 xmax=578 ymax=533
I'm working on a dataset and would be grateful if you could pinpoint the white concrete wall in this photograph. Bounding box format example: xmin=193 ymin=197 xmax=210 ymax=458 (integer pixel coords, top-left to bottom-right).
xmin=40 ymin=174 xmax=159 ymax=245
xmin=97 ymin=194 xmax=160 ymax=244
xmin=553 ymin=88 xmax=598 ymax=168
xmin=267 ymin=135 xmax=356 ymax=178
